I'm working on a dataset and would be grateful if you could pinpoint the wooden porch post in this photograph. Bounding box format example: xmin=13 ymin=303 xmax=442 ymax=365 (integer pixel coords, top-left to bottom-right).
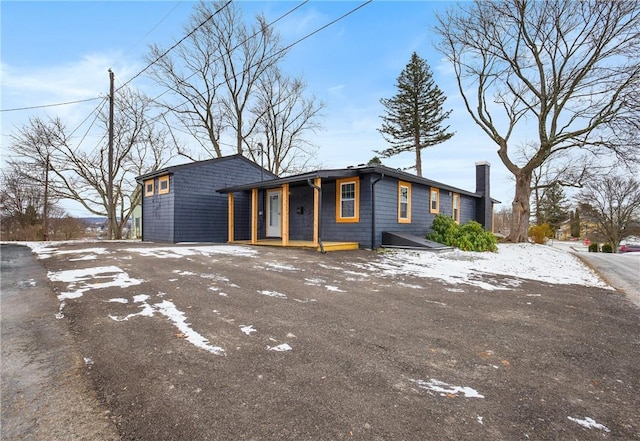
xmin=313 ymin=177 xmax=321 ymax=247
xmin=251 ymin=188 xmax=258 ymax=244
xmin=227 ymin=192 xmax=234 ymax=243
xmin=282 ymin=183 xmax=289 ymax=246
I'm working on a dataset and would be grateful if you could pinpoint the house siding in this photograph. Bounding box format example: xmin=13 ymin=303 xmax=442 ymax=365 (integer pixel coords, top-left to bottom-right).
xmin=288 ymin=185 xmax=315 ymax=241
xmin=372 ymin=177 xmax=431 ymax=245
xmin=321 ymin=178 xmax=372 ymax=246
xmin=142 ymin=178 xmax=175 ymax=242
xmin=141 ymin=156 xmax=271 ymax=243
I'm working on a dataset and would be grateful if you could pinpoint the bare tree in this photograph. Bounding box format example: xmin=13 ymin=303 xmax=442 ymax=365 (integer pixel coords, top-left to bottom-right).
xmin=8 ymin=88 xmax=172 ymax=239
xmin=245 ymin=67 xmax=324 ymax=176
xmin=146 ymin=1 xmax=288 ymax=159
xmin=436 ymin=0 xmax=640 ymax=242
xmin=577 ymin=176 xmax=640 ymax=250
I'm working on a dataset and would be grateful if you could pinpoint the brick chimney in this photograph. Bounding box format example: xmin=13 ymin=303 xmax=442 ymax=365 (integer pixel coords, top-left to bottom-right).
xmin=475 ymin=161 xmax=492 ymax=231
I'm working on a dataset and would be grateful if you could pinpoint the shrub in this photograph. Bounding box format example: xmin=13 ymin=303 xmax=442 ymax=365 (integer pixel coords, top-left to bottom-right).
xmin=601 ymin=243 xmax=613 ymax=253
xmin=427 ymin=214 xmax=458 ymax=246
xmin=427 ymin=214 xmax=497 ymax=252
xmin=528 ymin=223 xmax=554 ymax=244
xmin=588 ymin=243 xmax=599 ymax=252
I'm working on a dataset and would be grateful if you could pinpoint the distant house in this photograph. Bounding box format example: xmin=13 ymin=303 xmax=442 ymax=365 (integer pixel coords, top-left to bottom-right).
xmin=136 ymin=155 xmax=276 ymax=243
xmin=218 ymin=161 xmax=497 ymax=250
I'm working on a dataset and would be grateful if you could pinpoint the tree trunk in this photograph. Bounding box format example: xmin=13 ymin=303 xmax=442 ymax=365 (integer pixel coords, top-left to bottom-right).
xmin=507 ymin=170 xmax=532 ymax=242
xmin=415 ymin=131 xmax=422 ymax=176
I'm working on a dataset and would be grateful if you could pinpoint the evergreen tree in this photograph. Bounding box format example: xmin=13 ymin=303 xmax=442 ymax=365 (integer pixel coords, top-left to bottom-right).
xmin=376 ymin=52 xmax=453 ymax=176
xmin=537 ymin=182 xmax=570 ymax=232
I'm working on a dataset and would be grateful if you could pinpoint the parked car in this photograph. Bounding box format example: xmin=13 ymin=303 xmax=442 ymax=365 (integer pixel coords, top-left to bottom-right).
xmin=618 ymin=243 xmax=640 ymax=253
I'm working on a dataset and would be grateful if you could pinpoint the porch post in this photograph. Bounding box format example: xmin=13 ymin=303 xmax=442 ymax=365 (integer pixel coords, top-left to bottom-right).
xmin=282 ymin=183 xmax=289 ymax=246
xmin=227 ymin=192 xmax=234 ymax=243
xmin=313 ymin=178 xmax=321 ymax=247
xmin=251 ymin=188 xmax=258 ymax=244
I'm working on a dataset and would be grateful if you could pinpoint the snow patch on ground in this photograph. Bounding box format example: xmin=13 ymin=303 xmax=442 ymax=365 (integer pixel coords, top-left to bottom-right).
xmin=125 ymin=245 xmax=257 ymax=259
xmin=267 ymin=343 xmax=292 ymax=352
xmin=48 ymin=266 xmax=143 ymax=302
xmin=411 ymin=378 xmax=485 ymax=398
xmin=108 ymin=295 xmax=225 ymax=355
xmin=359 ymin=244 xmax=610 ymax=291
xmin=257 ymin=290 xmax=287 ymax=299
xmin=240 ymin=325 xmax=257 ymax=336
xmin=567 ymin=416 xmax=610 ymax=432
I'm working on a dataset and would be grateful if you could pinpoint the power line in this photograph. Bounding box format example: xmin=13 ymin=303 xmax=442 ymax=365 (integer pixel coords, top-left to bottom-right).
xmin=152 ymin=1 xmax=372 ymax=129
xmin=0 ymin=1 xmax=228 ymax=114
xmin=122 ymin=1 xmax=185 ymax=58
xmin=146 ymin=0 xmax=310 ymax=105
xmin=0 ymin=96 xmax=103 ymax=113
xmin=116 ymin=0 xmax=233 ymax=93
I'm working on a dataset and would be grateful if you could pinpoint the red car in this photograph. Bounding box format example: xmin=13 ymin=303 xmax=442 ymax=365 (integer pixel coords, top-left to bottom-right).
xmin=618 ymin=244 xmax=640 ymax=253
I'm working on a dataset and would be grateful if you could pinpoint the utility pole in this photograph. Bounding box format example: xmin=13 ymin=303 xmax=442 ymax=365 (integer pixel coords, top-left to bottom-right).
xmin=43 ymin=153 xmax=49 ymax=241
xmin=108 ymin=69 xmax=115 ymax=240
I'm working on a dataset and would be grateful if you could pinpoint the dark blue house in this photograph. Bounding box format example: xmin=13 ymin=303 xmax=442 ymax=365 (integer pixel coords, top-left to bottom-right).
xmin=136 ymin=155 xmax=276 ymax=243
xmin=218 ymin=161 xmax=496 ymax=250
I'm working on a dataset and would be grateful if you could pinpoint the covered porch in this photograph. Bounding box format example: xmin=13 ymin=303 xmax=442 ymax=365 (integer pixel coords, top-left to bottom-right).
xmin=223 ymin=175 xmax=359 ymax=253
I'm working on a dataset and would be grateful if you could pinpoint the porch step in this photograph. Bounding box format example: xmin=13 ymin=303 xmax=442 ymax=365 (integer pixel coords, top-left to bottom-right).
xmin=319 ymin=242 xmax=359 ymax=252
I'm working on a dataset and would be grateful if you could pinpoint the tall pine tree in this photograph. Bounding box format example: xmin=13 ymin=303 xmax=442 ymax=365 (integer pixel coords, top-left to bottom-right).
xmin=376 ymin=52 xmax=453 ymax=176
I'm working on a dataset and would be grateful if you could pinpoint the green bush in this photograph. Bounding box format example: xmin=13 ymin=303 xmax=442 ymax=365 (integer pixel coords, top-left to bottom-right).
xmin=588 ymin=243 xmax=599 ymax=252
xmin=601 ymin=243 xmax=613 ymax=253
xmin=427 ymin=214 xmax=497 ymax=252
xmin=528 ymin=223 xmax=554 ymax=244
xmin=427 ymin=214 xmax=458 ymax=246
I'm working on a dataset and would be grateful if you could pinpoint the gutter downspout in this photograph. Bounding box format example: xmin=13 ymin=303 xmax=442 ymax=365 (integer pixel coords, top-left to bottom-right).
xmin=307 ymin=178 xmax=325 ymax=254
xmin=371 ymin=173 xmax=385 ymax=249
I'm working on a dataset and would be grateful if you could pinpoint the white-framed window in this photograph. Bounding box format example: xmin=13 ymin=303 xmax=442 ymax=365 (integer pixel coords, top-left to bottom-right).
xmin=452 ymin=192 xmax=461 ymax=223
xmin=336 ymin=177 xmax=359 ymax=223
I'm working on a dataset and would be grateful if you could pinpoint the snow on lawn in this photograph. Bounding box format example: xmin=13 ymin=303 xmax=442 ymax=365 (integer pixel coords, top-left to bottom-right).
xmin=356 ymin=244 xmax=612 ymax=291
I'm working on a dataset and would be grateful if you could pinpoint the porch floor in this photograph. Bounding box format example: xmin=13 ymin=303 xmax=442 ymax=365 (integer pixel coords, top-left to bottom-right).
xmin=231 ymin=239 xmax=359 ymax=252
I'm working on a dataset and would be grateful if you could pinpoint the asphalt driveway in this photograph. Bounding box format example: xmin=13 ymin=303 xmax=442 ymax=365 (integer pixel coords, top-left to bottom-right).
xmin=2 ymin=241 xmax=639 ymax=440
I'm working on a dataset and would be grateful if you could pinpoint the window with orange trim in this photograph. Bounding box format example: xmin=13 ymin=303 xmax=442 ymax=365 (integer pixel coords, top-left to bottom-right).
xmin=398 ymin=181 xmax=411 ymax=223
xmin=430 ymin=188 xmax=439 ymax=214
xmin=158 ymin=175 xmax=170 ymax=195
xmin=144 ymin=179 xmax=154 ymax=197
xmin=336 ymin=177 xmax=359 ymax=223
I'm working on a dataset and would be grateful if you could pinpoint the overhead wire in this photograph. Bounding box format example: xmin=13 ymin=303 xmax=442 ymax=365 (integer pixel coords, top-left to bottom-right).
xmin=116 ymin=0 xmax=232 ymax=93
xmin=149 ymin=1 xmax=372 ymax=132
xmin=0 ymin=0 xmax=229 ymax=113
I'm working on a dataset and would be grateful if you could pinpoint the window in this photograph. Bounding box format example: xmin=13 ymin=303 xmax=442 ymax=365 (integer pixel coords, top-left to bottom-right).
xmin=398 ymin=181 xmax=411 ymax=223
xmin=430 ymin=188 xmax=439 ymax=214
xmin=158 ymin=175 xmax=170 ymax=195
xmin=336 ymin=177 xmax=359 ymax=222
xmin=452 ymin=193 xmax=461 ymax=223
xmin=144 ymin=179 xmax=154 ymax=197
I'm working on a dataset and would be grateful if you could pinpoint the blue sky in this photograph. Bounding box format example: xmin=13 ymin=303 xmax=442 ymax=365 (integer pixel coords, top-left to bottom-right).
xmin=1 ymin=1 xmax=517 ymax=216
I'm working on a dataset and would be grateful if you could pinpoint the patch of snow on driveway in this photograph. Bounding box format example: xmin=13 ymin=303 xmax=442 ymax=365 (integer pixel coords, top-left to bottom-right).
xmin=567 ymin=416 xmax=610 ymax=432
xmin=48 ymin=266 xmax=143 ymax=300
xmin=125 ymin=245 xmax=257 ymax=259
xmin=257 ymin=290 xmax=287 ymax=299
xmin=411 ymin=378 xmax=485 ymax=398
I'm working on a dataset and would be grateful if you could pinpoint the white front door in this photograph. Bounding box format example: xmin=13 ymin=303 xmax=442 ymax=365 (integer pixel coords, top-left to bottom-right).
xmin=267 ymin=190 xmax=281 ymax=238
